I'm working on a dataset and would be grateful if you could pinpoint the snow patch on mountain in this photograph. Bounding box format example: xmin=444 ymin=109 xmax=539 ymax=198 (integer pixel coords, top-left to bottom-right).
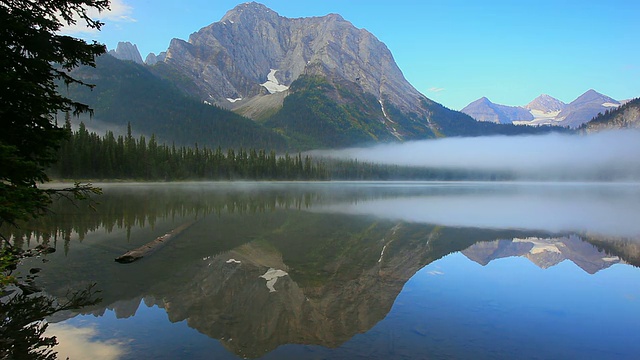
xmin=261 ymin=69 xmax=289 ymax=94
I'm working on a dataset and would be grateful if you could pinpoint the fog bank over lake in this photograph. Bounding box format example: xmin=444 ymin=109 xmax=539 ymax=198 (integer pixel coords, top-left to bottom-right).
xmin=312 ymin=183 xmax=640 ymax=237
xmin=312 ymin=130 xmax=640 ymax=180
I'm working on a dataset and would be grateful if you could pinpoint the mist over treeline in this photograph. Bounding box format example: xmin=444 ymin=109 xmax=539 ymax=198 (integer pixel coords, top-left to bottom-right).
xmin=311 ymin=130 xmax=640 ymax=181
xmin=51 ymin=123 xmax=640 ymax=182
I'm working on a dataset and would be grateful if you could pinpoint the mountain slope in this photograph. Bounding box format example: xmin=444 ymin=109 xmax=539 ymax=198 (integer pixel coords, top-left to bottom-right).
xmin=65 ymin=54 xmax=288 ymax=150
xmin=582 ymin=97 xmax=640 ymax=132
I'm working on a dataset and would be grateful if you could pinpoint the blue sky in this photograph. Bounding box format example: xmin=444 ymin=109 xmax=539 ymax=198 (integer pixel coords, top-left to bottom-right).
xmin=66 ymin=0 xmax=640 ymax=110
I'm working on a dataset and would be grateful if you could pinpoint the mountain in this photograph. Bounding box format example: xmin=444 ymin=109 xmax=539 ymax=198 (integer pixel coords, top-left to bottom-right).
xmin=463 ymin=90 xmax=622 ymax=128
xmin=525 ymin=94 xmax=566 ymax=113
xmin=461 ymin=97 xmax=533 ymax=124
xmin=146 ymin=2 xmax=559 ymax=147
xmin=556 ymin=89 xmax=621 ymax=128
xmin=65 ymin=2 xmax=563 ymax=150
xmin=159 ymin=3 xmax=427 ymax=125
xmin=582 ymin=97 xmax=640 ymax=132
xmin=108 ymin=41 xmax=144 ymax=64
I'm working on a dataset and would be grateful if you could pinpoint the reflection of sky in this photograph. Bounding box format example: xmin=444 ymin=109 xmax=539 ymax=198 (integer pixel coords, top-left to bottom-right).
xmin=46 ymin=323 xmax=127 ymax=360
xmin=47 ymin=303 xmax=237 ymax=360
xmin=336 ymin=253 xmax=640 ymax=359
xmin=312 ymin=184 xmax=640 ymax=237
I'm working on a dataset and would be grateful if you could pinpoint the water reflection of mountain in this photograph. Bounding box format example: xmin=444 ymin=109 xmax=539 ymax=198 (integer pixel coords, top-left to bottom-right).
xmin=38 ymin=222 xmax=636 ymax=358
xmin=462 ymin=235 xmax=623 ymax=273
xmin=9 ymin=183 xmax=640 ymax=358
xmin=24 ymin=213 xmax=548 ymax=357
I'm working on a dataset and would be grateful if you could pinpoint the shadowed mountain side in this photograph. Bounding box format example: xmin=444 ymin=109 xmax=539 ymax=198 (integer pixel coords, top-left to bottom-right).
xmin=64 ymin=54 xmax=288 ymax=150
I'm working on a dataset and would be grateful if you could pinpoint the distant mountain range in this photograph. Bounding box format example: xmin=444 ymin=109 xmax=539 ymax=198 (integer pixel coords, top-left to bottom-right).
xmin=69 ymin=2 xmax=562 ymax=150
xmin=461 ymin=90 xmax=625 ymax=128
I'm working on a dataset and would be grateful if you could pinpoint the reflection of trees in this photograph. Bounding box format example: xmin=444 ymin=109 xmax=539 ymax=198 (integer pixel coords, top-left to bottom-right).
xmin=2 ymin=183 xmax=499 ymax=250
xmin=0 ymin=285 xmax=100 ymax=359
xmin=1 ymin=186 xmax=325 ymax=249
xmin=583 ymin=235 xmax=640 ymax=267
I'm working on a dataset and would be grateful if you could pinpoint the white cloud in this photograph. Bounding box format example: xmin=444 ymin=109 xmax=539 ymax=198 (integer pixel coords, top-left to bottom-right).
xmin=428 ymin=87 xmax=445 ymax=93
xmin=60 ymin=0 xmax=135 ymax=35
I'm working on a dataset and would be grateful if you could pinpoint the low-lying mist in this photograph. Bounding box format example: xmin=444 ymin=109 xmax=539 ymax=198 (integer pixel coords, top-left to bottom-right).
xmin=311 ymin=130 xmax=640 ymax=181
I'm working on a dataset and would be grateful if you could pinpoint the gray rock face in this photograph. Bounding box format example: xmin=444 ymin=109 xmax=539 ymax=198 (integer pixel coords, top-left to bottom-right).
xmin=161 ymin=2 xmax=428 ymax=120
xmin=108 ymin=41 xmax=144 ymax=64
xmin=145 ymin=51 xmax=166 ymax=65
xmin=461 ymin=97 xmax=533 ymax=124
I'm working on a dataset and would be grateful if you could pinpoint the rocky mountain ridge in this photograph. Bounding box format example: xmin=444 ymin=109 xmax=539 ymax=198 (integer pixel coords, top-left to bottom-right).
xmin=462 ymin=90 xmax=622 ymax=128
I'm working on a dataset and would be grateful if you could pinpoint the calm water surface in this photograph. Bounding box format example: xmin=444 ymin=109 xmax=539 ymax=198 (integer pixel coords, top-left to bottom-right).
xmin=11 ymin=182 xmax=640 ymax=359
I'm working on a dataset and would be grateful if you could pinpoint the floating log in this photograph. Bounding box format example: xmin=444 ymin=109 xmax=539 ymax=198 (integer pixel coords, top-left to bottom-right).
xmin=115 ymin=220 xmax=197 ymax=264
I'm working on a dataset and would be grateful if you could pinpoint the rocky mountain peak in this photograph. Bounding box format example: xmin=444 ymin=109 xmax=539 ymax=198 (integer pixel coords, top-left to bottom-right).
xmin=162 ymin=2 xmax=427 ymax=128
xmin=525 ymin=94 xmax=566 ymax=112
xmin=570 ymin=89 xmax=618 ymax=107
xmin=221 ymin=2 xmax=280 ymax=23
xmin=108 ymin=41 xmax=143 ymax=64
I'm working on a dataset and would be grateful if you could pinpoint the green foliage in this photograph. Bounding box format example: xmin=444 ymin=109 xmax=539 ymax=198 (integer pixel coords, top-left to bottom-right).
xmin=0 ymin=0 xmax=107 ymax=227
xmin=266 ymin=75 xmax=397 ymax=149
xmin=1 ymin=3 xmax=107 ymax=356
xmin=50 ymin=123 xmax=329 ymax=181
xmin=49 ymin=122 xmax=518 ymax=181
xmin=65 ymin=55 xmax=288 ymax=150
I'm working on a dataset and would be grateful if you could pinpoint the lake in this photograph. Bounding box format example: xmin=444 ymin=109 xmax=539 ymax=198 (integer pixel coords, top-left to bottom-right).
xmin=10 ymin=181 xmax=640 ymax=359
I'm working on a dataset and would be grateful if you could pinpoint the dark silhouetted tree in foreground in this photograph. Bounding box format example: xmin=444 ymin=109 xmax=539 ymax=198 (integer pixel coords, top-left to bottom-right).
xmin=0 ymin=0 xmax=108 ymax=228
xmin=1 ymin=0 xmax=109 ymax=357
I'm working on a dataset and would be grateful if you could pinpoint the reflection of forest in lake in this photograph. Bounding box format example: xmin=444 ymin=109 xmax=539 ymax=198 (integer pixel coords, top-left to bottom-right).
xmin=8 ymin=182 xmax=640 ymax=359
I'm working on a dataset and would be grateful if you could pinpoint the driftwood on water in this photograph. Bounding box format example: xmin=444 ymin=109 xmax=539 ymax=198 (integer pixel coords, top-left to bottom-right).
xmin=115 ymin=220 xmax=197 ymax=264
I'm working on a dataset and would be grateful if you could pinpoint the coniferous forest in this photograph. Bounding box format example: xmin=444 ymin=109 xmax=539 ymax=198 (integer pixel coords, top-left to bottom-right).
xmin=49 ymin=118 xmax=516 ymax=182
xmin=50 ymin=118 xmax=328 ymax=181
